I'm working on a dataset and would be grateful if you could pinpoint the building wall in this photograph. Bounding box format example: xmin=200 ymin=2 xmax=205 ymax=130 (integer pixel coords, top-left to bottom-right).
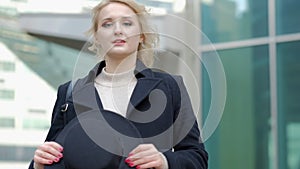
xmin=0 ymin=42 xmax=56 ymax=168
xmin=200 ymin=0 xmax=300 ymax=169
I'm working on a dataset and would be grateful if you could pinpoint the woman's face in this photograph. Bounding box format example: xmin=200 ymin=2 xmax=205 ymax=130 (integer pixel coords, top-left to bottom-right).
xmin=96 ymin=2 xmax=143 ymax=59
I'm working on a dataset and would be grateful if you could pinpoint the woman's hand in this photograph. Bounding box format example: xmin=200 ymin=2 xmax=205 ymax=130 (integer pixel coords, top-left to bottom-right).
xmin=33 ymin=141 xmax=63 ymax=169
xmin=125 ymin=144 xmax=168 ymax=169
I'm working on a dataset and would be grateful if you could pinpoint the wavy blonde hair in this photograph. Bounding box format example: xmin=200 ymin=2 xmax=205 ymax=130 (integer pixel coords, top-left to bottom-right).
xmin=86 ymin=0 xmax=159 ymax=67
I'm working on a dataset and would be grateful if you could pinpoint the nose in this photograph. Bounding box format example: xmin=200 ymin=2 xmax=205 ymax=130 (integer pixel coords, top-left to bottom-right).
xmin=114 ymin=22 xmax=122 ymax=35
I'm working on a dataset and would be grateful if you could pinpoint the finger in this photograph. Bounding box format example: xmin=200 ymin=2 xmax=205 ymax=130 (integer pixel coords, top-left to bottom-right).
xmin=130 ymin=149 xmax=156 ymax=161
xmin=126 ymin=150 xmax=162 ymax=168
xmin=35 ymin=143 xmax=63 ymax=164
xmin=34 ymin=153 xmax=54 ymax=165
xmin=39 ymin=142 xmax=63 ymax=158
xmin=35 ymin=149 xmax=57 ymax=160
xmin=130 ymin=153 xmax=157 ymax=166
xmin=126 ymin=144 xmax=160 ymax=168
xmin=136 ymin=160 xmax=163 ymax=169
xmin=35 ymin=149 xmax=62 ymax=164
xmin=44 ymin=141 xmax=64 ymax=152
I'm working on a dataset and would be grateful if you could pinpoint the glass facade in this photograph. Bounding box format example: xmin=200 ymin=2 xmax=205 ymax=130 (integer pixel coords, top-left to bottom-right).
xmin=276 ymin=0 xmax=300 ymax=35
xmin=201 ymin=0 xmax=268 ymax=43
xmin=277 ymin=41 xmax=300 ymax=169
xmin=202 ymin=46 xmax=270 ymax=169
xmin=201 ymin=0 xmax=300 ymax=169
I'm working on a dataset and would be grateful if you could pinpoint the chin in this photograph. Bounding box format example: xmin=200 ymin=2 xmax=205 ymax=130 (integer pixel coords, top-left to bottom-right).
xmin=107 ymin=52 xmax=134 ymax=60
xmin=107 ymin=49 xmax=137 ymax=57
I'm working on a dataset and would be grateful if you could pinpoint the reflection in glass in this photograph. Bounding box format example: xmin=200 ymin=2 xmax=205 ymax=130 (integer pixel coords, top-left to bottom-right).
xmin=277 ymin=41 xmax=300 ymax=169
xmin=202 ymin=45 xmax=270 ymax=169
xmin=201 ymin=0 xmax=268 ymax=43
xmin=276 ymin=0 xmax=300 ymax=35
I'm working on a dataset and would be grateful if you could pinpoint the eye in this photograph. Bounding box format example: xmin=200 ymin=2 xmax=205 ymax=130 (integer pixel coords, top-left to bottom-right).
xmin=123 ymin=21 xmax=132 ymax=26
xmin=102 ymin=22 xmax=113 ymax=28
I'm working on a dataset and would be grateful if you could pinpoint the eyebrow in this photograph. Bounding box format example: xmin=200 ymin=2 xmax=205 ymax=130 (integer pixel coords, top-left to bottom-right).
xmin=101 ymin=16 xmax=135 ymax=22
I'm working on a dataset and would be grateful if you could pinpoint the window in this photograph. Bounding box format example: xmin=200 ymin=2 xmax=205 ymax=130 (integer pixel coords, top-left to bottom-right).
xmin=0 ymin=89 xmax=14 ymax=100
xmin=22 ymin=118 xmax=50 ymax=130
xmin=0 ymin=118 xmax=14 ymax=128
xmin=0 ymin=61 xmax=15 ymax=72
xmin=28 ymin=109 xmax=46 ymax=114
xmin=276 ymin=0 xmax=300 ymax=35
xmin=277 ymin=41 xmax=300 ymax=169
xmin=201 ymin=0 xmax=268 ymax=43
xmin=202 ymin=45 xmax=270 ymax=169
xmin=0 ymin=145 xmax=35 ymax=162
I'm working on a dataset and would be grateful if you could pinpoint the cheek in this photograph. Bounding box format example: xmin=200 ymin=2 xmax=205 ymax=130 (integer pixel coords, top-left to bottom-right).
xmin=126 ymin=26 xmax=142 ymax=38
xmin=128 ymin=35 xmax=141 ymax=45
xmin=96 ymin=30 xmax=108 ymax=40
xmin=126 ymin=36 xmax=141 ymax=51
xmin=125 ymin=27 xmax=142 ymax=43
xmin=95 ymin=31 xmax=111 ymax=46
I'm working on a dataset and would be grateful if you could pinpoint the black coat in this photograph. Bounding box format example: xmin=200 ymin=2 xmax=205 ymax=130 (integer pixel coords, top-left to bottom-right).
xmin=29 ymin=60 xmax=208 ymax=169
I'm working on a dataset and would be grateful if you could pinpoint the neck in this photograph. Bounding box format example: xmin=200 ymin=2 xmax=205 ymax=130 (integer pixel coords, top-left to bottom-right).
xmin=105 ymin=53 xmax=137 ymax=73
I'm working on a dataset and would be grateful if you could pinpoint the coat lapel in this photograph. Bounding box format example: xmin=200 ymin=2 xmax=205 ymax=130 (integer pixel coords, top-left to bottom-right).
xmin=126 ymin=60 xmax=162 ymax=117
xmin=127 ymin=78 xmax=162 ymax=115
xmin=72 ymin=82 xmax=101 ymax=114
xmin=71 ymin=62 xmax=103 ymax=114
xmin=70 ymin=60 xmax=163 ymax=117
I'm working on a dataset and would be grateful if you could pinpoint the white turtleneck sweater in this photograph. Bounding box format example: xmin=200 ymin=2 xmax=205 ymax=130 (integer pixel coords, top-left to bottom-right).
xmin=94 ymin=67 xmax=137 ymax=117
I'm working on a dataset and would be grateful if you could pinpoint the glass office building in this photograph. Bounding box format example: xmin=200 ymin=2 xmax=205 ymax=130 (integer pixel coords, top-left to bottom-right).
xmin=0 ymin=0 xmax=299 ymax=169
xmin=201 ymin=0 xmax=300 ymax=169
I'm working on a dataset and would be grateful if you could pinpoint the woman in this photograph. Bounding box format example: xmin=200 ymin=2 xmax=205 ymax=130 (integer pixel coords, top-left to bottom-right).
xmin=29 ymin=0 xmax=208 ymax=169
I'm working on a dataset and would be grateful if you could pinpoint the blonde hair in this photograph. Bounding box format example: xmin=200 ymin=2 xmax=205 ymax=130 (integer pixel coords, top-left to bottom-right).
xmin=86 ymin=0 xmax=159 ymax=67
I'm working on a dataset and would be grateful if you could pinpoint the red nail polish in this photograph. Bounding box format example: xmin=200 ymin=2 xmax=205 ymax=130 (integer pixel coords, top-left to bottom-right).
xmin=136 ymin=165 xmax=140 ymax=169
xmin=129 ymin=162 xmax=135 ymax=167
xmin=125 ymin=158 xmax=131 ymax=163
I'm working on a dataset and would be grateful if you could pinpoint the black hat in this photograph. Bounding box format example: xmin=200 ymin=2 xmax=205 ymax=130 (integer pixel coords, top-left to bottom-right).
xmin=45 ymin=110 xmax=143 ymax=169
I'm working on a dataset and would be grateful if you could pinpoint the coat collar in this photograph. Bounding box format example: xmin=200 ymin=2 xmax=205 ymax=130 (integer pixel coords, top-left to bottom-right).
xmin=71 ymin=59 xmax=162 ymax=116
